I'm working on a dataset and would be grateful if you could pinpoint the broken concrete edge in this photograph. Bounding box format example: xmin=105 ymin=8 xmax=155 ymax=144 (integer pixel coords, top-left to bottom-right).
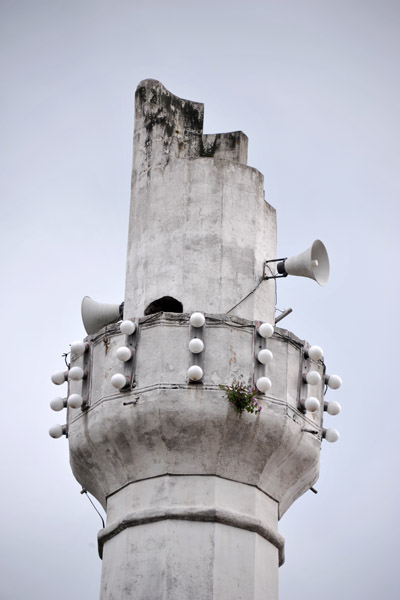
xmin=134 ymin=79 xmax=248 ymax=165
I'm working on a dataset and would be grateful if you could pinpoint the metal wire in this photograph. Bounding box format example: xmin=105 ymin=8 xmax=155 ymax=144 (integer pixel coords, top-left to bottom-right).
xmin=81 ymin=489 xmax=105 ymax=529
xmin=226 ymin=278 xmax=264 ymax=314
xmin=62 ymin=352 xmax=70 ymax=369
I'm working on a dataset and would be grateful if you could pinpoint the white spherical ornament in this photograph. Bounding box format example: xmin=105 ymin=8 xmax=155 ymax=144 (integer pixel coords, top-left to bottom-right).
xmin=188 ymin=365 xmax=203 ymax=381
xmin=304 ymin=397 xmax=320 ymax=412
xmin=258 ymin=323 xmax=274 ymax=338
xmin=257 ymin=349 xmax=273 ymax=364
xmin=308 ymin=345 xmax=324 ymax=361
xmin=50 ymin=397 xmax=65 ymax=412
xmin=69 ymin=366 xmax=84 ymax=381
xmin=327 ymin=401 xmax=341 ymax=416
xmin=188 ymin=338 xmax=204 ymax=354
xmin=190 ymin=312 xmax=205 ymax=328
xmin=325 ymin=428 xmax=339 ymax=443
xmin=116 ymin=346 xmax=133 ymax=362
xmin=120 ymin=320 xmax=136 ymax=335
xmin=306 ymin=371 xmax=321 ymax=385
xmin=256 ymin=377 xmax=272 ymax=393
xmin=51 ymin=371 xmax=67 ymax=385
xmin=327 ymin=374 xmax=342 ymax=390
xmin=49 ymin=424 xmax=64 ymax=439
xmin=70 ymin=340 xmax=86 ymax=356
xmin=111 ymin=373 xmax=128 ymax=389
xmin=68 ymin=393 xmax=83 ymax=409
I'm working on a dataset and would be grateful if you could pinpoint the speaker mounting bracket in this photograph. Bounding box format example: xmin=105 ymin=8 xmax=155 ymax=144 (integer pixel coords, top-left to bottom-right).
xmin=263 ymin=257 xmax=288 ymax=280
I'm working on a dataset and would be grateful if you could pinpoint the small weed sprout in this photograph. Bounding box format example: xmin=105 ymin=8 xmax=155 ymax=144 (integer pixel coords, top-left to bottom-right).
xmin=220 ymin=381 xmax=262 ymax=415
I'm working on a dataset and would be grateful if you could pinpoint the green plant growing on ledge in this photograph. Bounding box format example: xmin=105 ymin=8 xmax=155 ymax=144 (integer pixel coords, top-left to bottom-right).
xmin=220 ymin=381 xmax=262 ymax=415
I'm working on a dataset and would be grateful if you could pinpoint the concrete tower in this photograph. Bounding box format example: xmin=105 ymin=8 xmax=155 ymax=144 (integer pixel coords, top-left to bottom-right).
xmin=50 ymin=80 xmax=341 ymax=600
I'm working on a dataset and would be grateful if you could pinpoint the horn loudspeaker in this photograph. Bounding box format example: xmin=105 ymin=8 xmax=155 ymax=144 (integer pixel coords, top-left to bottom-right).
xmin=81 ymin=296 xmax=122 ymax=335
xmin=278 ymin=240 xmax=330 ymax=286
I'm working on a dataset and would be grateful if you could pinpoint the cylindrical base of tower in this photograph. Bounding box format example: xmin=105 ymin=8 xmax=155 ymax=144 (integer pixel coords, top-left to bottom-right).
xmin=98 ymin=475 xmax=283 ymax=600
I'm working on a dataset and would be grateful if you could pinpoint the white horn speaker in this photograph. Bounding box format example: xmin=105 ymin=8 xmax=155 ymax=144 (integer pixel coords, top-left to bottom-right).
xmin=81 ymin=296 xmax=123 ymax=335
xmin=277 ymin=240 xmax=330 ymax=286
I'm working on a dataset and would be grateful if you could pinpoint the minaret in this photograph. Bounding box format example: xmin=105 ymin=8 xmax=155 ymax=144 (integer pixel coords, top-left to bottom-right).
xmin=50 ymin=80 xmax=341 ymax=600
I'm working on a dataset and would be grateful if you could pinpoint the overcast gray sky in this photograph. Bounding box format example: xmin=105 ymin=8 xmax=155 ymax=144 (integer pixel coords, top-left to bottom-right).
xmin=1 ymin=1 xmax=399 ymax=598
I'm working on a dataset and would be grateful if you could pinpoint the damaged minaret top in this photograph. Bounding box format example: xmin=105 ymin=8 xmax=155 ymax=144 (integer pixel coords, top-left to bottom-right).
xmin=48 ymin=79 xmax=342 ymax=600
xmin=124 ymin=79 xmax=277 ymax=323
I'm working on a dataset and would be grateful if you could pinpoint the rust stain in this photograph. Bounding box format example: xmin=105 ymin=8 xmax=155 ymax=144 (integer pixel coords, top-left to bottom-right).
xmin=229 ymin=344 xmax=237 ymax=365
xmin=103 ymin=337 xmax=110 ymax=354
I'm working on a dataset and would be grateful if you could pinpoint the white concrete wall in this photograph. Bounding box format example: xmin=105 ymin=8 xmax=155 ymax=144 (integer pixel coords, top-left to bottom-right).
xmin=99 ymin=476 xmax=281 ymax=600
xmin=100 ymin=521 xmax=279 ymax=600
xmin=124 ymin=80 xmax=277 ymax=323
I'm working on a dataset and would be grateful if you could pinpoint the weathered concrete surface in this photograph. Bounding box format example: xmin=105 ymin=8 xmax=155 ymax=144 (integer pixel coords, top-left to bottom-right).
xmin=68 ymin=317 xmax=323 ymax=516
xmin=124 ymin=79 xmax=277 ymax=324
xmin=68 ymin=315 xmax=324 ymax=599
xmin=98 ymin=477 xmax=282 ymax=599
xmin=100 ymin=520 xmax=279 ymax=600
